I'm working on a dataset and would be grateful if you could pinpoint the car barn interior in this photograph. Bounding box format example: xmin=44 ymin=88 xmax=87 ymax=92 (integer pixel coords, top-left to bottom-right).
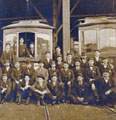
xmin=0 ymin=0 xmax=116 ymax=120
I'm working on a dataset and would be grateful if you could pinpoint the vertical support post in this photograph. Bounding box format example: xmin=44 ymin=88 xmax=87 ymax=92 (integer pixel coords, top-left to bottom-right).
xmin=62 ymin=0 xmax=70 ymax=60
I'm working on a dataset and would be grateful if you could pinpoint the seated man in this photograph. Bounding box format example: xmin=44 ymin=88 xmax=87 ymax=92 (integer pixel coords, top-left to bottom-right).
xmin=31 ymin=75 xmax=50 ymax=106
xmin=47 ymin=74 xmax=63 ymax=105
xmin=98 ymin=71 xmax=116 ymax=107
xmin=16 ymin=74 xmax=32 ymax=105
xmin=0 ymin=73 xmax=12 ymax=104
xmin=71 ymin=74 xmax=96 ymax=105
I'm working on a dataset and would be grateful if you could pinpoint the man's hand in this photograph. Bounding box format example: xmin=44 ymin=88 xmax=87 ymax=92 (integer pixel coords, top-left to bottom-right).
xmin=1 ymin=88 xmax=7 ymax=93
xmin=15 ymin=80 xmax=19 ymax=84
xmin=67 ymin=81 xmax=71 ymax=85
xmin=105 ymin=90 xmax=111 ymax=95
xmin=19 ymin=79 xmax=23 ymax=82
xmin=91 ymin=84 xmax=96 ymax=90
xmin=53 ymin=96 xmax=57 ymax=100
xmin=20 ymin=87 xmax=25 ymax=91
xmin=89 ymin=79 xmax=94 ymax=82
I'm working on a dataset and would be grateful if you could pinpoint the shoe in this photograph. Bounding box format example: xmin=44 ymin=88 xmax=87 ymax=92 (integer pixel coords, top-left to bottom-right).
xmin=25 ymin=97 xmax=30 ymax=105
xmin=107 ymin=103 xmax=115 ymax=108
xmin=17 ymin=97 xmax=21 ymax=105
xmin=36 ymin=100 xmax=40 ymax=106
xmin=1 ymin=99 xmax=5 ymax=104
xmin=40 ymin=100 xmax=45 ymax=106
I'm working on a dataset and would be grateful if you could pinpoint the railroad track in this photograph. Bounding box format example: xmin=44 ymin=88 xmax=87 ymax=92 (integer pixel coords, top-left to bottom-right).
xmin=44 ymin=105 xmax=51 ymax=120
xmin=104 ymin=106 xmax=116 ymax=116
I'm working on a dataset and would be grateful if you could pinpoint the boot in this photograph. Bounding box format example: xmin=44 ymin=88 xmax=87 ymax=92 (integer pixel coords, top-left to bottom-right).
xmin=26 ymin=97 xmax=30 ymax=105
xmin=1 ymin=99 xmax=5 ymax=104
xmin=17 ymin=97 xmax=21 ymax=105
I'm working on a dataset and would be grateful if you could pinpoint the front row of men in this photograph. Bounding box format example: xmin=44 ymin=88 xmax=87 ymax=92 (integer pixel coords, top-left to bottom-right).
xmin=0 ymin=58 xmax=116 ymax=108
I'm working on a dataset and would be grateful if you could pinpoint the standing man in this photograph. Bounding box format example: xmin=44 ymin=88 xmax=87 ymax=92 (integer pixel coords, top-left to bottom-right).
xmin=85 ymin=58 xmax=101 ymax=101
xmin=1 ymin=43 xmax=15 ymax=67
xmin=67 ymin=53 xmax=74 ymax=69
xmin=56 ymin=55 xmax=63 ymax=70
xmin=54 ymin=46 xmax=62 ymax=61
xmin=29 ymin=42 xmax=35 ymax=57
xmin=19 ymin=38 xmax=30 ymax=57
xmin=36 ymin=60 xmax=49 ymax=82
xmin=59 ymin=62 xmax=75 ymax=102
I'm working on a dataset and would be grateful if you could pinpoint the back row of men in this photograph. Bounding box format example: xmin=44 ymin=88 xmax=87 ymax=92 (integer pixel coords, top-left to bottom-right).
xmin=0 ymin=44 xmax=116 ymax=107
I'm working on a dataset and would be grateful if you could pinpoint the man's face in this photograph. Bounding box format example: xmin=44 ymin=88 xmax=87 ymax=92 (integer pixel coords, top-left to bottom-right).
xmin=30 ymin=44 xmax=34 ymax=49
xmin=51 ymin=63 xmax=56 ymax=68
xmin=75 ymin=61 xmax=80 ymax=67
xmin=103 ymin=59 xmax=108 ymax=65
xmin=3 ymin=75 xmax=7 ymax=82
xmin=6 ymin=45 xmax=10 ymax=52
xmin=95 ymin=51 xmax=100 ymax=57
xmin=25 ymin=76 xmax=30 ymax=81
xmin=77 ymin=76 xmax=83 ymax=85
xmin=46 ymin=53 xmax=50 ymax=58
xmin=37 ymin=77 xmax=44 ymax=85
xmin=64 ymin=63 xmax=69 ymax=69
xmin=15 ymin=62 xmax=20 ymax=68
xmin=27 ymin=63 xmax=32 ymax=69
xmin=89 ymin=60 xmax=94 ymax=66
xmin=20 ymin=38 xmax=24 ymax=45
xmin=67 ymin=55 xmax=72 ymax=60
xmin=39 ymin=63 xmax=44 ymax=68
xmin=57 ymin=57 xmax=62 ymax=62
xmin=103 ymin=72 xmax=110 ymax=79
xmin=82 ymin=58 xmax=86 ymax=63
xmin=52 ymin=76 xmax=57 ymax=83
xmin=56 ymin=48 xmax=61 ymax=53
xmin=5 ymin=62 xmax=10 ymax=67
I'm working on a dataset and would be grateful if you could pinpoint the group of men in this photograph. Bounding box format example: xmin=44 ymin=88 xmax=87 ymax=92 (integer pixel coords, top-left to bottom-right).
xmin=0 ymin=42 xmax=116 ymax=108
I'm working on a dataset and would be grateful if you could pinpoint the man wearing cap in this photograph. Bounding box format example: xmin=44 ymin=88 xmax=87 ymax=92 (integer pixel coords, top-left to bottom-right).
xmin=98 ymin=71 xmax=116 ymax=107
xmin=31 ymin=74 xmax=50 ymax=106
xmin=0 ymin=73 xmax=12 ymax=104
xmin=67 ymin=53 xmax=74 ymax=69
xmin=1 ymin=43 xmax=15 ymax=66
xmin=85 ymin=57 xmax=101 ymax=101
xmin=59 ymin=62 xmax=75 ymax=102
xmin=19 ymin=38 xmax=30 ymax=57
xmin=49 ymin=61 xmax=59 ymax=80
xmin=23 ymin=60 xmax=36 ymax=84
xmin=100 ymin=57 xmax=115 ymax=78
xmin=36 ymin=60 xmax=49 ymax=82
xmin=29 ymin=42 xmax=35 ymax=57
xmin=47 ymin=74 xmax=63 ymax=104
xmin=53 ymin=46 xmax=62 ymax=61
xmin=56 ymin=55 xmax=63 ymax=70
xmin=44 ymin=51 xmax=53 ymax=69
xmin=16 ymin=74 xmax=33 ymax=105
xmin=94 ymin=50 xmax=102 ymax=68
xmin=2 ymin=60 xmax=12 ymax=78
xmin=80 ymin=53 xmax=88 ymax=71
xmin=11 ymin=61 xmax=24 ymax=102
xmin=73 ymin=59 xmax=84 ymax=79
xmin=71 ymin=73 xmax=95 ymax=105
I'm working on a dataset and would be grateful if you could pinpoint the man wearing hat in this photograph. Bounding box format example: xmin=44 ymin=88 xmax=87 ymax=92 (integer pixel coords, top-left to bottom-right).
xmin=47 ymin=74 xmax=63 ymax=104
xmin=44 ymin=51 xmax=53 ymax=69
xmin=16 ymin=74 xmax=32 ymax=105
xmin=66 ymin=53 xmax=74 ymax=69
xmin=59 ymin=62 xmax=75 ymax=103
xmin=56 ymin=55 xmax=63 ymax=70
xmin=98 ymin=70 xmax=116 ymax=107
xmin=31 ymin=74 xmax=50 ymax=106
xmin=23 ymin=60 xmax=36 ymax=84
xmin=53 ymin=46 xmax=62 ymax=61
xmin=36 ymin=60 xmax=49 ymax=82
xmin=94 ymin=50 xmax=102 ymax=68
xmin=10 ymin=61 xmax=24 ymax=102
xmin=71 ymin=73 xmax=95 ymax=105
xmin=2 ymin=60 xmax=12 ymax=78
xmin=80 ymin=52 xmax=88 ymax=71
xmin=19 ymin=38 xmax=30 ymax=57
xmin=85 ymin=57 xmax=101 ymax=101
xmin=73 ymin=59 xmax=84 ymax=79
xmin=0 ymin=73 xmax=12 ymax=104
xmin=49 ymin=61 xmax=59 ymax=80
xmin=1 ymin=43 xmax=15 ymax=67
xmin=29 ymin=42 xmax=35 ymax=57
xmin=100 ymin=57 xmax=115 ymax=78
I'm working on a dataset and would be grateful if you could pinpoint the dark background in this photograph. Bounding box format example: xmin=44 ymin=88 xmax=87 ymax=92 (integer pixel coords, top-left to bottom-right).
xmin=0 ymin=0 xmax=115 ymax=51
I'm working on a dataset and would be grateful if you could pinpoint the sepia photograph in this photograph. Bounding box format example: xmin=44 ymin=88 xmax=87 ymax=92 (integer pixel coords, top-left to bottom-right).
xmin=0 ymin=0 xmax=116 ymax=120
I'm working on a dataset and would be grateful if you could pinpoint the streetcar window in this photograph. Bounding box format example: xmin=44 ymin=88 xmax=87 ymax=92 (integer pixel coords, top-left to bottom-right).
xmin=19 ymin=32 xmax=35 ymax=57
